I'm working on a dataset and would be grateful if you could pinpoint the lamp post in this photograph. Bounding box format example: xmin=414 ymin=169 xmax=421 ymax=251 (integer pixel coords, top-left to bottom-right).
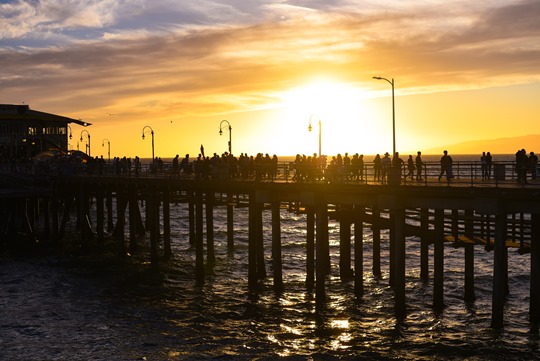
xmin=219 ymin=120 xmax=232 ymax=154
xmin=308 ymin=114 xmax=322 ymax=157
xmin=142 ymin=125 xmax=155 ymax=163
xmin=80 ymin=129 xmax=91 ymax=156
xmin=102 ymin=138 xmax=110 ymax=163
xmin=65 ymin=125 xmax=73 ymax=151
xmin=373 ymin=76 xmax=396 ymax=156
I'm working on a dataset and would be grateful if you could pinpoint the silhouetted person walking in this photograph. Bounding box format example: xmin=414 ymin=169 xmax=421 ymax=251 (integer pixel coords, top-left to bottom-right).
xmin=415 ymin=151 xmax=423 ymax=181
xmin=438 ymin=150 xmax=453 ymax=181
xmin=407 ymin=155 xmax=415 ymax=180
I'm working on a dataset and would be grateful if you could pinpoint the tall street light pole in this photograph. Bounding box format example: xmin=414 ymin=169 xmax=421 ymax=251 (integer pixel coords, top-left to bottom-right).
xmin=219 ymin=120 xmax=232 ymax=154
xmin=142 ymin=126 xmax=155 ymax=163
xmin=102 ymin=138 xmax=110 ymax=163
xmin=80 ymin=130 xmax=91 ymax=156
xmin=373 ymin=76 xmax=396 ymax=156
xmin=308 ymin=114 xmax=322 ymax=157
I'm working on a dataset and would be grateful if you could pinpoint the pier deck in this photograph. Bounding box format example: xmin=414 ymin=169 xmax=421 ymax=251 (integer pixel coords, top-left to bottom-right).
xmin=1 ymin=164 xmax=540 ymax=329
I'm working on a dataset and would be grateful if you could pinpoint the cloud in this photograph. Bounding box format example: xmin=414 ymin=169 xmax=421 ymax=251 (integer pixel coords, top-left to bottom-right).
xmin=0 ymin=0 xmax=539 ymax=122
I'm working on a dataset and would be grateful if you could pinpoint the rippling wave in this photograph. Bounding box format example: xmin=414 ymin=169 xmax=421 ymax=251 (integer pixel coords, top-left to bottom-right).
xmin=1 ymin=201 xmax=539 ymax=360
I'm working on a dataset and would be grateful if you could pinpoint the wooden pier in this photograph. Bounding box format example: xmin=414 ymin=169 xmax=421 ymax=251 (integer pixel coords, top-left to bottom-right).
xmin=1 ymin=171 xmax=540 ymax=330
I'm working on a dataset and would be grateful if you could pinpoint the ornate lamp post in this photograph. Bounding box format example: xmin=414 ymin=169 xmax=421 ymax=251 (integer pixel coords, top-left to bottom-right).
xmin=308 ymin=114 xmax=322 ymax=157
xmin=219 ymin=120 xmax=232 ymax=154
xmin=80 ymin=129 xmax=91 ymax=156
xmin=102 ymin=138 xmax=110 ymax=163
xmin=142 ymin=125 xmax=155 ymax=163
xmin=373 ymin=76 xmax=396 ymax=156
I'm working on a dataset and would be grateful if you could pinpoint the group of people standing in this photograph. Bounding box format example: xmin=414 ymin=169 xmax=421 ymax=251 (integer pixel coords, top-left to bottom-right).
xmin=372 ymin=151 xmax=425 ymax=183
xmin=515 ymin=149 xmax=539 ymax=185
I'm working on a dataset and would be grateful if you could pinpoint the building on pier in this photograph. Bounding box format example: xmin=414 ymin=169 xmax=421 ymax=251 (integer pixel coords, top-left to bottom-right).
xmin=0 ymin=104 xmax=90 ymax=161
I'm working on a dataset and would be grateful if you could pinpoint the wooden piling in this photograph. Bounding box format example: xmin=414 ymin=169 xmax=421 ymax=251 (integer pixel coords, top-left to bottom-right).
xmin=106 ymin=192 xmax=113 ymax=233
xmin=420 ymin=208 xmax=429 ymax=281
xmin=114 ymin=193 xmax=127 ymax=256
xmin=78 ymin=184 xmax=90 ymax=250
xmin=163 ymin=188 xmax=172 ymax=260
xmin=248 ymin=194 xmax=258 ymax=289
xmin=43 ymin=198 xmax=50 ymax=241
xmin=394 ymin=206 xmax=406 ymax=318
xmin=531 ymin=213 xmax=540 ymax=325
xmin=95 ymin=190 xmax=104 ymax=249
xmin=195 ymin=190 xmax=204 ymax=285
xmin=389 ymin=210 xmax=395 ymax=286
xmin=189 ymin=192 xmax=196 ymax=246
xmin=433 ymin=208 xmax=445 ymax=310
xmin=272 ymin=201 xmax=283 ymax=292
xmin=227 ymin=193 xmax=234 ymax=250
xmin=306 ymin=206 xmax=315 ymax=290
xmin=51 ymin=198 xmax=59 ymax=244
xmin=464 ymin=209 xmax=476 ymax=302
xmin=491 ymin=211 xmax=507 ymax=329
xmin=372 ymin=207 xmax=381 ymax=278
xmin=255 ymin=202 xmax=266 ymax=280
xmin=149 ymin=192 xmax=159 ymax=266
xmin=206 ymin=191 xmax=215 ymax=264
xmin=315 ymin=202 xmax=328 ymax=304
xmin=339 ymin=205 xmax=353 ymax=280
xmin=128 ymin=187 xmax=138 ymax=254
xmin=354 ymin=205 xmax=364 ymax=298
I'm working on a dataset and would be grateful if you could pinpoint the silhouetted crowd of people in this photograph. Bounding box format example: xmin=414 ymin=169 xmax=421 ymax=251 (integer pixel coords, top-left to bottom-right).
xmin=27 ymin=148 xmax=540 ymax=185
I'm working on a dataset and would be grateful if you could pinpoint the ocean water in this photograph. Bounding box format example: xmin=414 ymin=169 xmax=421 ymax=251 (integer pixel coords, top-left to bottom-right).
xmin=1 ymin=199 xmax=539 ymax=361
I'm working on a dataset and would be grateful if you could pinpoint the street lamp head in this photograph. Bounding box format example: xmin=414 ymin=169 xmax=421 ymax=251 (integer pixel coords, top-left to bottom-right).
xmin=308 ymin=123 xmax=312 ymax=132
xmin=219 ymin=129 xmax=223 ymax=136
xmin=142 ymin=134 xmax=145 ymax=140
xmin=373 ymin=76 xmax=381 ymax=80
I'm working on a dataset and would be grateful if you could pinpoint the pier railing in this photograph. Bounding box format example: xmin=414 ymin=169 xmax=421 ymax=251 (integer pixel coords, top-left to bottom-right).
xmin=2 ymin=160 xmax=539 ymax=188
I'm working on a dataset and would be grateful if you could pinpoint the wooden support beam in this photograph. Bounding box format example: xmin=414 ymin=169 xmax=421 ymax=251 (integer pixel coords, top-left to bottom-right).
xmin=389 ymin=210 xmax=395 ymax=286
xmin=96 ymin=190 xmax=104 ymax=249
xmin=272 ymin=201 xmax=283 ymax=292
xmin=372 ymin=207 xmax=381 ymax=278
xmin=306 ymin=206 xmax=315 ymax=290
xmin=315 ymin=202 xmax=328 ymax=305
xmin=248 ymin=194 xmax=258 ymax=289
xmin=227 ymin=193 xmax=234 ymax=250
xmin=189 ymin=193 xmax=196 ymax=246
xmin=531 ymin=213 xmax=540 ymax=325
xmin=149 ymin=192 xmax=159 ymax=266
xmin=128 ymin=187 xmax=138 ymax=254
xmin=354 ymin=205 xmax=364 ymax=299
xmin=163 ymin=189 xmax=172 ymax=260
xmin=420 ymin=208 xmax=429 ymax=281
xmin=491 ymin=211 xmax=507 ymax=329
xmin=464 ymin=209 xmax=476 ymax=302
xmin=394 ymin=206 xmax=406 ymax=319
xmin=195 ymin=190 xmax=205 ymax=285
xmin=256 ymin=202 xmax=266 ymax=280
xmin=433 ymin=208 xmax=445 ymax=311
xmin=339 ymin=205 xmax=353 ymax=280
xmin=206 ymin=192 xmax=215 ymax=265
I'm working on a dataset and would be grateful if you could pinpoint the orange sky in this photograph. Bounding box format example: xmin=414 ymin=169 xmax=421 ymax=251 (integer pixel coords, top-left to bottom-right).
xmin=1 ymin=1 xmax=539 ymax=157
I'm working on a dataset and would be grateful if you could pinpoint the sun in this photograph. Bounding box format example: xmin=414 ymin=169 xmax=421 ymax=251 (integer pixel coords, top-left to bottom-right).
xmin=276 ymin=78 xmax=386 ymax=156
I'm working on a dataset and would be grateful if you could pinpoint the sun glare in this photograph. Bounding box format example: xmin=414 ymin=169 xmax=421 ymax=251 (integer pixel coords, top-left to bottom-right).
xmin=278 ymin=79 xmax=386 ymax=155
